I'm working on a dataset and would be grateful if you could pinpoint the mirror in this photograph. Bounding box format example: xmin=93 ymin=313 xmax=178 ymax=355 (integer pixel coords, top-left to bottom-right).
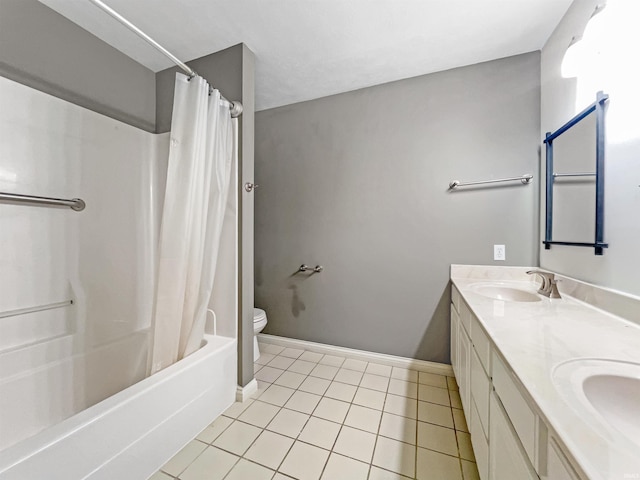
xmin=543 ymin=91 xmax=608 ymax=255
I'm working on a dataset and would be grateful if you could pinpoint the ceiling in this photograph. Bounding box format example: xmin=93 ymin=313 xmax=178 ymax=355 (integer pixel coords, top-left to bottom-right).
xmin=40 ymin=0 xmax=573 ymax=111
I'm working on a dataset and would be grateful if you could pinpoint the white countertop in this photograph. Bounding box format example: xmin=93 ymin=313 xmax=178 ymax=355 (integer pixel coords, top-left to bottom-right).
xmin=450 ymin=265 xmax=640 ymax=480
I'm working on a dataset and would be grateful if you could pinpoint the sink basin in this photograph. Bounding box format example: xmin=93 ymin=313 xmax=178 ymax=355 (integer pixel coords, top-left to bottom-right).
xmin=553 ymin=359 xmax=640 ymax=449
xmin=583 ymin=374 xmax=640 ymax=444
xmin=471 ymin=284 xmax=541 ymax=302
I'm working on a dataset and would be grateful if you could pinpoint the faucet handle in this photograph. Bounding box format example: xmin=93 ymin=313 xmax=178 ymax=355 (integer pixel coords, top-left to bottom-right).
xmin=548 ymin=278 xmax=562 ymax=299
xmin=526 ymin=269 xmax=549 ymax=295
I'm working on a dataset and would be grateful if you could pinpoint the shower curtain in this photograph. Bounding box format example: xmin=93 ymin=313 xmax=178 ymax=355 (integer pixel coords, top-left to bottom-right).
xmin=150 ymin=73 xmax=236 ymax=374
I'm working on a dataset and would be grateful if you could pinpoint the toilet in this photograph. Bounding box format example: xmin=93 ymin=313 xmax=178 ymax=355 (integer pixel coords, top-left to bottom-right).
xmin=253 ymin=308 xmax=268 ymax=361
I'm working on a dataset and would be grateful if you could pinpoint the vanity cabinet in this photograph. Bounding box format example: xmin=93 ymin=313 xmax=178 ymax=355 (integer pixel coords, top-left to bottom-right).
xmin=451 ymin=287 xmax=488 ymax=477
xmin=450 ymin=295 xmax=472 ymax=421
xmin=467 ymin=315 xmax=491 ymax=479
xmin=450 ymin=284 xmax=584 ymax=480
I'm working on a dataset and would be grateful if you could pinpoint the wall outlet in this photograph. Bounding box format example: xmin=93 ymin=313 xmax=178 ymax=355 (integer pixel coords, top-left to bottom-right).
xmin=494 ymin=244 xmax=506 ymax=261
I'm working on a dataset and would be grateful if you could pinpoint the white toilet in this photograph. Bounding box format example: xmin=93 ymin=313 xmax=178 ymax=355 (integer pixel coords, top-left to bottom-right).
xmin=253 ymin=308 xmax=268 ymax=361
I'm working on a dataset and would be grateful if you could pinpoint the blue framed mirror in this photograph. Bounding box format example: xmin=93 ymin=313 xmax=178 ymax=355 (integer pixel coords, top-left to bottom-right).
xmin=543 ymin=91 xmax=608 ymax=255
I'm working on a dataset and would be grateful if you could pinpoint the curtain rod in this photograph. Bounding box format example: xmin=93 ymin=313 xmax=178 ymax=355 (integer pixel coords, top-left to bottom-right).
xmin=87 ymin=0 xmax=243 ymax=117
xmin=88 ymin=0 xmax=195 ymax=76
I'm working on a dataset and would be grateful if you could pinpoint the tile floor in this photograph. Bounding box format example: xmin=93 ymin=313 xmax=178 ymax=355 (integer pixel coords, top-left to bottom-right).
xmin=152 ymin=343 xmax=479 ymax=480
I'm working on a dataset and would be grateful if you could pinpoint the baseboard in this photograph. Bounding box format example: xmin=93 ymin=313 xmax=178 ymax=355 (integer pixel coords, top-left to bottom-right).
xmin=236 ymin=379 xmax=258 ymax=402
xmin=257 ymin=334 xmax=453 ymax=377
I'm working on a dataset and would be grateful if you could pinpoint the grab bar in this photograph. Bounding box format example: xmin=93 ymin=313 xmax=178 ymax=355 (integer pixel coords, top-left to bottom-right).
xmin=0 ymin=191 xmax=86 ymax=211
xmin=448 ymin=174 xmax=533 ymax=189
xmin=0 ymin=300 xmax=73 ymax=319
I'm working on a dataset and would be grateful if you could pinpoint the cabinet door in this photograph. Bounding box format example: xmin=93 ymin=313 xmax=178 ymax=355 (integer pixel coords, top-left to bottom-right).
xmin=489 ymin=392 xmax=538 ymax=480
xmin=470 ymin=400 xmax=489 ymax=480
xmin=470 ymin=348 xmax=490 ymax=438
xmin=458 ymin=322 xmax=471 ymax=416
xmin=543 ymin=438 xmax=580 ymax=480
xmin=451 ymin=305 xmax=459 ymax=378
xmin=492 ymin=351 xmax=539 ymax=466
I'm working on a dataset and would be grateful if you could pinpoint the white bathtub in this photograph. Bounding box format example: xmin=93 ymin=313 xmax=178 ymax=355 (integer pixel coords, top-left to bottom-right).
xmin=0 ymin=334 xmax=236 ymax=480
xmin=0 ymin=330 xmax=150 ymax=451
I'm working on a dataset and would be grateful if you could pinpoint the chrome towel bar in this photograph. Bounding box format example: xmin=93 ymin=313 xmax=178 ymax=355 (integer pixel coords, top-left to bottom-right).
xmin=552 ymin=172 xmax=596 ymax=178
xmin=448 ymin=174 xmax=533 ymax=190
xmin=0 ymin=191 xmax=86 ymax=211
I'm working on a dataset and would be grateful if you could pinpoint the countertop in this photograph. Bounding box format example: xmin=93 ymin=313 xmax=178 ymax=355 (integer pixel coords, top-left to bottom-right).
xmin=450 ymin=265 xmax=640 ymax=480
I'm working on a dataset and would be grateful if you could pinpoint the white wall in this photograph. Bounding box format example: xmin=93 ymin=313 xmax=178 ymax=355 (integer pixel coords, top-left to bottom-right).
xmin=0 ymin=75 xmax=161 ymax=352
xmin=540 ymin=0 xmax=640 ymax=296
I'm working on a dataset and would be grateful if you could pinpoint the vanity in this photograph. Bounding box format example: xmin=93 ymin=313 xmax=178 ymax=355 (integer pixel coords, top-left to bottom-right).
xmin=450 ymin=265 xmax=640 ymax=480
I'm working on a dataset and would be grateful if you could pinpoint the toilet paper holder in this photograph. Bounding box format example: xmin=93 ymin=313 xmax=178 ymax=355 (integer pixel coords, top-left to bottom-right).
xmin=299 ymin=264 xmax=323 ymax=273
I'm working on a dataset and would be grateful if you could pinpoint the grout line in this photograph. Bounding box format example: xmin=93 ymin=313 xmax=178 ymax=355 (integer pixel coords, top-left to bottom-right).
xmin=270 ymin=353 xmax=457 ymax=423
xmin=450 ymin=388 xmax=465 ymax=480
xmin=364 ymin=361 xmax=391 ymax=476
xmin=166 ymin=348 xmax=468 ymax=480
xmin=415 ymin=386 xmax=420 ymax=479
xmin=162 ymin=438 xmax=210 ymax=479
xmin=233 ymin=397 xmax=467 ymax=461
xmin=249 ymin=388 xmax=462 ymax=436
xmin=218 ymin=453 xmax=243 ymax=480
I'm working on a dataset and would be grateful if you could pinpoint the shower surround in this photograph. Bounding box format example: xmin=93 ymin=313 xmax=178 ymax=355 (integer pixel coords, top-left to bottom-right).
xmin=0 ymin=75 xmax=238 ymax=478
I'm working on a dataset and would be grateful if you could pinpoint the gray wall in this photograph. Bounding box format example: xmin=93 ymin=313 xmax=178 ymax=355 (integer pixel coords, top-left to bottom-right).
xmin=0 ymin=0 xmax=156 ymax=132
xmin=255 ymin=53 xmax=540 ymax=363
xmin=540 ymin=0 xmax=640 ymax=296
xmin=157 ymin=44 xmax=256 ymax=387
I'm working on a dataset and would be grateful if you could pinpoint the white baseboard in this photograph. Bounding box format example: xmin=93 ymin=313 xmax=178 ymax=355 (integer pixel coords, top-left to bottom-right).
xmin=257 ymin=334 xmax=453 ymax=377
xmin=236 ymin=379 xmax=258 ymax=402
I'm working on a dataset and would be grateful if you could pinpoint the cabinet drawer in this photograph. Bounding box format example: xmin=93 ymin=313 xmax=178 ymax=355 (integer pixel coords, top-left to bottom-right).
xmin=470 ymin=348 xmax=490 ymax=438
xmin=470 ymin=315 xmax=491 ymax=375
xmin=489 ymin=392 xmax=538 ymax=480
xmin=470 ymin=400 xmax=489 ymax=480
xmin=459 ymin=301 xmax=472 ymax=336
xmin=451 ymin=284 xmax=461 ymax=314
xmin=492 ymin=352 xmax=538 ymax=467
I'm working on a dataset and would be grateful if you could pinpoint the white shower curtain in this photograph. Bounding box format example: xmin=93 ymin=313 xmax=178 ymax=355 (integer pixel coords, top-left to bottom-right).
xmin=150 ymin=73 xmax=236 ymax=374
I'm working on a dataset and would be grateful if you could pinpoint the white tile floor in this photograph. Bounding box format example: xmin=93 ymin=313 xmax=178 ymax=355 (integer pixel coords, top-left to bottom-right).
xmin=153 ymin=343 xmax=479 ymax=480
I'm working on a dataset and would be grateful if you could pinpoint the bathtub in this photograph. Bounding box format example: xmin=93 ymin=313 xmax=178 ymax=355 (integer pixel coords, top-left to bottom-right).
xmin=0 ymin=334 xmax=236 ymax=480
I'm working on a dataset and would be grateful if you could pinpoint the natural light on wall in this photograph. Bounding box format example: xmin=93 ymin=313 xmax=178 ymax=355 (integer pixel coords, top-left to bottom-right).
xmin=561 ymin=0 xmax=640 ymax=143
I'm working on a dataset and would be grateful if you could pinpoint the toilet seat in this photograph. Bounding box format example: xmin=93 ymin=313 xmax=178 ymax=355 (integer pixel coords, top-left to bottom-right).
xmin=253 ymin=308 xmax=267 ymax=331
xmin=253 ymin=308 xmax=266 ymax=323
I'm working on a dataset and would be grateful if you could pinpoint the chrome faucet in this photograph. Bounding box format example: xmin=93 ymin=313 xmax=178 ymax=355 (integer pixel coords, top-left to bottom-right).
xmin=526 ymin=270 xmax=561 ymax=299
